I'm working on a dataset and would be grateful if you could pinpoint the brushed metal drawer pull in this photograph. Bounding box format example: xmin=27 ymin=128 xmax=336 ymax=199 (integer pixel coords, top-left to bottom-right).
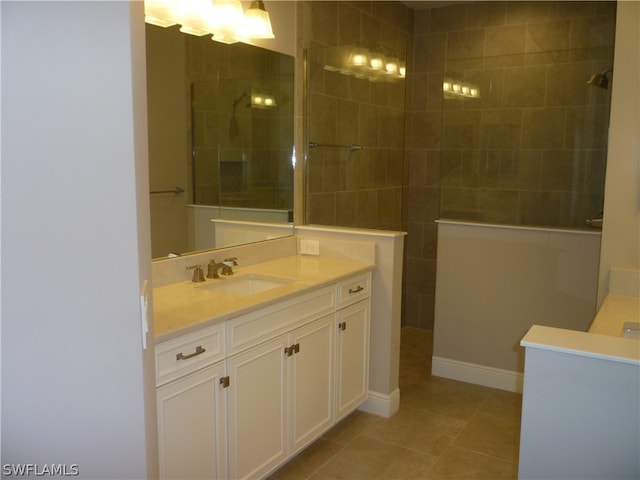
xmin=348 ymin=286 xmax=364 ymax=294
xmin=284 ymin=344 xmax=300 ymax=357
xmin=176 ymin=345 xmax=206 ymax=361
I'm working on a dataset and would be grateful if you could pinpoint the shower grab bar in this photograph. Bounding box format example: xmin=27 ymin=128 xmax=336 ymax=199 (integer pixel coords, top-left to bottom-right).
xmin=150 ymin=187 xmax=185 ymax=195
xmin=309 ymin=142 xmax=363 ymax=151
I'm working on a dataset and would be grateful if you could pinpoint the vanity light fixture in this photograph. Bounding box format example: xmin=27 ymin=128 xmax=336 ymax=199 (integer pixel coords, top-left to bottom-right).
xmin=144 ymin=0 xmax=178 ymax=27
xmin=209 ymin=0 xmax=245 ymax=43
xmin=144 ymin=0 xmax=275 ymax=45
xmin=177 ymin=0 xmax=213 ymax=36
xmin=324 ymin=44 xmax=406 ymax=83
xmin=244 ymin=0 xmax=275 ymax=39
xmin=443 ymin=77 xmax=480 ymax=99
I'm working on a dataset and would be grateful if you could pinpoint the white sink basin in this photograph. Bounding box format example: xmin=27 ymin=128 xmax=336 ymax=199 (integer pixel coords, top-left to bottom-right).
xmin=196 ymin=273 xmax=295 ymax=297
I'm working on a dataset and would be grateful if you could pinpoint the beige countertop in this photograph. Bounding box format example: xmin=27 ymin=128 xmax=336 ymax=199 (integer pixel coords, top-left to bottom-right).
xmin=588 ymin=293 xmax=640 ymax=338
xmin=153 ymin=255 xmax=375 ymax=342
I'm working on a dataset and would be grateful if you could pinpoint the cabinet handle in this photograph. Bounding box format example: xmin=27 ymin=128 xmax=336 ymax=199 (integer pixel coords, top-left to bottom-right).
xmin=339 ymin=322 xmax=347 ymax=331
xmin=220 ymin=376 xmax=230 ymax=388
xmin=284 ymin=344 xmax=300 ymax=356
xmin=176 ymin=345 xmax=206 ymax=361
xmin=348 ymin=286 xmax=364 ymax=294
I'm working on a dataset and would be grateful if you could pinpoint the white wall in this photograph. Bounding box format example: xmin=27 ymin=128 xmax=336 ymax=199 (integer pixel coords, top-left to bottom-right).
xmin=597 ymin=0 xmax=640 ymax=305
xmin=1 ymin=2 xmax=157 ymax=477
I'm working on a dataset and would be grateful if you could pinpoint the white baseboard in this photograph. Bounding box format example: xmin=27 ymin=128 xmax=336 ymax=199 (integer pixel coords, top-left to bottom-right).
xmin=358 ymin=388 xmax=400 ymax=418
xmin=432 ymin=356 xmax=523 ymax=393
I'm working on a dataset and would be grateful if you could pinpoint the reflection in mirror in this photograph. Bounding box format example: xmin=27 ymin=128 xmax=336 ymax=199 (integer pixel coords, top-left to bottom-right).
xmin=146 ymin=24 xmax=294 ymax=260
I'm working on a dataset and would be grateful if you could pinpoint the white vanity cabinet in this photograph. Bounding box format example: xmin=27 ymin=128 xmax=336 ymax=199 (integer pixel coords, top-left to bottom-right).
xmin=154 ymin=271 xmax=371 ymax=480
xmin=155 ymin=324 xmax=227 ymax=480
xmin=225 ymin=286 xmax=336 ymax=479
xmin=335 ymin=273 xmax=371 ymax=421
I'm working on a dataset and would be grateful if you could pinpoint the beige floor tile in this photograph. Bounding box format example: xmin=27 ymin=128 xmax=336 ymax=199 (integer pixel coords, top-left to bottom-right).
xmin=310 ymin=435 xmax=438 ymax=480
xmin=479 ymin=389 xmax=523 ymax=423
xmin=453 ymin=412 xmax=521 ymax=463
xmin=269 ymin=438 xmax=343 ymax=480
xmin=362 ymin=406 xmax=466 ymax=457
xmin=427 ymin=445 xmax=518 ymax=480
xmin=320 ymin=410 xmax=379 ymax=446
xmin=400 ymin=376 xmax=494 ymax=421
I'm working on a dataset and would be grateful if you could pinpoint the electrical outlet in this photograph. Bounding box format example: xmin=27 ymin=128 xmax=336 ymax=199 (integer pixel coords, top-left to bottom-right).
xmin=300 ymin=239 xmax=320 ymax=256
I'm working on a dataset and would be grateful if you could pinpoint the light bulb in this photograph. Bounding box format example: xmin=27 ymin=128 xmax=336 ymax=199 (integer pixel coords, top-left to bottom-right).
xmin=369 ymin=52 xmax=385 ymax=71
xmin=144 ymin=0 xmax=177 ymax=27
xmin=385 ymin=57 xmax=399 ymax=75
xmin=348 ymin=46 xmax=370 ymax=68
xmin=398 ymin=61 xmax=406 ymax=78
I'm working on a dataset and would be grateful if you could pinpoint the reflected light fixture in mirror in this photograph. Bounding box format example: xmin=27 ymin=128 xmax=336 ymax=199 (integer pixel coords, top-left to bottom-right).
xmin=250 ymin=90 xmax=277 ymax=108
xmin=348 ymin=45 xmax=370 ymax=68
xmin=144 ymin=0 xmax=275 ymax=44
xmin=369 ymin=51 xmax=385 ymax=71
xmin=330 ymin=45 xmax=406 ymax=83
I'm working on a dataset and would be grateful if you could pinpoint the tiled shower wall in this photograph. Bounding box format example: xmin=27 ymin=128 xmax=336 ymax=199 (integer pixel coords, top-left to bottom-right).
xmin=402 ymin=1 xmax=616 ymax=329
xmin=299 ymin=1 xmax=412 ymax=230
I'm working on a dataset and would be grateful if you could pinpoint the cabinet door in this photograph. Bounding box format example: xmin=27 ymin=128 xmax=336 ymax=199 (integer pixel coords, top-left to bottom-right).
xmin=227 ymin=335 xmax=289 ymax=480
xmin=335 ymin=298 xmax=371 ymax=421
xmin=156 ymin=362 xmax=227 ymax=480
xmin=289 ymin=314 xmax=335 ymax=454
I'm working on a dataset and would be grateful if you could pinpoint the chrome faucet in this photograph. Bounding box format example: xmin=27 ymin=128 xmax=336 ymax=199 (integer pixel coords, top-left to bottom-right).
xmin=186 ymin=264 xmax=205 ymax=282
xmin=207 ymin=259 xmax=225 ymax=279
xmin=221 ymin=257 xmax=238 ymax=275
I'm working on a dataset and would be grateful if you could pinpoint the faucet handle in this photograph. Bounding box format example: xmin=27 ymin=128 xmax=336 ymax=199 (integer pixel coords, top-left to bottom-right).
xmin=221 ymin=257 xmax=238 ymax=275
xmin=207 ymin=259 xmax=222 ymax=279
xmin=186 ymin=264 xmax=205 ymax=282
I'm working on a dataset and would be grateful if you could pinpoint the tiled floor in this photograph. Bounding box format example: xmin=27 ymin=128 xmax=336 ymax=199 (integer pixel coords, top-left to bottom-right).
xmin=270 ymin=327 xmax=522 ymax=480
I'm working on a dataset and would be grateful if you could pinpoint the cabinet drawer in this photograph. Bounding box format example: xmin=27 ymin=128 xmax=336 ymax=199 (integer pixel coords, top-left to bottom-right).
xmin=155 ymin=324 xmax=225 ymax=387
xmin=227 ymin=285 xmax=336 ymax=356
xmin=338 ymin=273 xmax=371 ymax=309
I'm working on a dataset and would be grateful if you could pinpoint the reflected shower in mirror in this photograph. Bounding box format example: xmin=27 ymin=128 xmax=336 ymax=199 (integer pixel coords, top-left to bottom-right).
xmin=146 ymin=24 xmax=294 ymax=260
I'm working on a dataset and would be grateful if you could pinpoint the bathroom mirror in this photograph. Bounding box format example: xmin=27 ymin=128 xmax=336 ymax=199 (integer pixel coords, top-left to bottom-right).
xmin=146 ymin=24 xmax=294 ymax=260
